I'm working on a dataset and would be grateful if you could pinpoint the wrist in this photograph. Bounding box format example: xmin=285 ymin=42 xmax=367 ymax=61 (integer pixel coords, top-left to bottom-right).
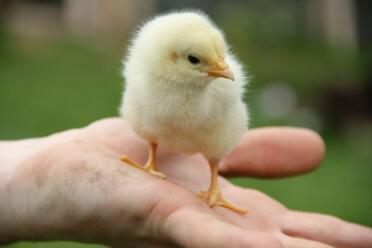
xmin=0 ymin=138 xmax=44 ymax=169
xmin=0 ymin=165 xmax=13 ymax=244
xmin=0 ymin=138 xmax=45 ymax=244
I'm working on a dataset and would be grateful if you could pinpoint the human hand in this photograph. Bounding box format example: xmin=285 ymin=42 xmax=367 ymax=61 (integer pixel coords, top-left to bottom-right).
xmin=0 ymin=118 xmax=371 ymax=247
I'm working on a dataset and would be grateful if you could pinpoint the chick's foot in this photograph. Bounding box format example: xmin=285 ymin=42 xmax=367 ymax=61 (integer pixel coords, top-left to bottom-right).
xmin=120 ymin=155 xmax=166 ymax=179
xmin=121 ymin=155 xmax=166 ymax=179
xmin=198 ymin=189 xmax=247 ymax=214
xmin=120 ymin=142 xmax=165 ymax=179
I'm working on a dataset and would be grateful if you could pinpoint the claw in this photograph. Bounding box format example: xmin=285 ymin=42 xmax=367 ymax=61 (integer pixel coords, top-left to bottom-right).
xmin=198 ymin=160 xmax=247 ymax=215
xmin=120 ymin=142 xmax=166 ymax=179
xmin=198 ymin=190 xmax=247 ymax=214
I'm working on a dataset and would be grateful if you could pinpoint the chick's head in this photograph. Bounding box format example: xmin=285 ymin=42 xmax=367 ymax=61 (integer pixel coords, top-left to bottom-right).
xmin=126 ymin=11 xmax=235 ymax=86
xmin=167 ymin=27 xmax=235 ymax=83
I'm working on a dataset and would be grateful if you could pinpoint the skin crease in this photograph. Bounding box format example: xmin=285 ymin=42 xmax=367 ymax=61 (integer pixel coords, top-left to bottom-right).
xmin=0 ymin=119 xmax=371 ymax=248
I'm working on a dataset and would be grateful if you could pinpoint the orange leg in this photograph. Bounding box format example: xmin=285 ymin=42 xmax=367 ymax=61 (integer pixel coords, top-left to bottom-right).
xmin=121 ymin=142 xmax=166 ymax=179
xmin=198 ymin=160 xmax=247 ymax=214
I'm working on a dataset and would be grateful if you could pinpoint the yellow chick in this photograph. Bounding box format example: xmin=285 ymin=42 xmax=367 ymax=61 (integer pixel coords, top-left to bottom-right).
xmin=120 ymin=11 xmax=248 ymax=214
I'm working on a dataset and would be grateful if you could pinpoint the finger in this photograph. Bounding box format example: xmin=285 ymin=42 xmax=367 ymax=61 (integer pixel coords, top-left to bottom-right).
xmin=220 ymin=127 xmax=325 ymax=178
xmin=282 ymin=211 xmax=372 ymax=248
xmin=163 ymin=207 xmax=283 ymax=248
xmin=278 ymin=235 xmax=334 ymax=248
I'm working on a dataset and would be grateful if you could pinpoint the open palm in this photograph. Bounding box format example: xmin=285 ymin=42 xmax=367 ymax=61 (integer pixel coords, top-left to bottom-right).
xmin=7 ymin=118 xmax=372 ymax=248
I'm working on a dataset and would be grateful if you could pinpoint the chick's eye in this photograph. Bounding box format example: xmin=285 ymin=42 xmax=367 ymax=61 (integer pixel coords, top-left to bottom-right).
xmin=188 ymin=55 xmax=200 ymax=65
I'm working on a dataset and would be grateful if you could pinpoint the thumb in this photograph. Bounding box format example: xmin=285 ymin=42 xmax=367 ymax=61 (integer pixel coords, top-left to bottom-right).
xmin=220 ymin=127 xmax=325 ymax=178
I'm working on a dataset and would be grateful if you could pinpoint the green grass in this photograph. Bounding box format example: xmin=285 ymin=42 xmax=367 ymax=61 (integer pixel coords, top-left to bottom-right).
xmin=1 ymin=35 xmax=371 ymax=248
xmin=0 ymin=37 xmax=123 ymax=139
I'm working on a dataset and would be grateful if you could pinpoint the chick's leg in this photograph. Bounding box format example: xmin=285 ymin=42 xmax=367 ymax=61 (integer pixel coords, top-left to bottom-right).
xmin=198 ymin=160 xmax=247 ymax=214
xmin=121 ymin=142 xmax=166 ymax=179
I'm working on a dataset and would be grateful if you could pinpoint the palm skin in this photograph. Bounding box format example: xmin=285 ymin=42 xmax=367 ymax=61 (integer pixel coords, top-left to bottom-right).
xmin=3 ymin=118 xmax=372 ymax=248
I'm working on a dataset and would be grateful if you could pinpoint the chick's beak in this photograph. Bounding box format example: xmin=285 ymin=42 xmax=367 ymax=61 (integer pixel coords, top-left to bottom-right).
xmin=207 ymin=60 xmax=235 ymax=81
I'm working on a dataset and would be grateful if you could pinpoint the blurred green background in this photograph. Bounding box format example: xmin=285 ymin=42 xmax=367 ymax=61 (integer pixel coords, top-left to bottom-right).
xmin=1 ymin=0 xmax=371 ymax=247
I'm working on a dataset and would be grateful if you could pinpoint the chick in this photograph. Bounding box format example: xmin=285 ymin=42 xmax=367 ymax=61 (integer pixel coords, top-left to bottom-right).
xmin=120 ymin=11 xmax=248 ymax=214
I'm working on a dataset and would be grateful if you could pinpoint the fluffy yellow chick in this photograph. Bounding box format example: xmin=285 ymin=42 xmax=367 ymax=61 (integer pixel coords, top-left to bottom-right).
xmin=120 ymin=11 xmax=248 ymax=214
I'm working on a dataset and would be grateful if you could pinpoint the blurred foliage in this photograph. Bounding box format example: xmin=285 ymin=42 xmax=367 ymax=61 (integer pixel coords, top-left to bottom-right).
xmin=1 ymin=6 xmax=372 ymax=247
xmin=213 ymin=4 xmax=372 ymax=132
xmin=218 ymin=5 xmax=364 ymax=95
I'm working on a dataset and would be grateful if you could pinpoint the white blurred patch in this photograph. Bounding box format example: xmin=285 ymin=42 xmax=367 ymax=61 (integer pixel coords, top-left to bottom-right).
xmin=259 ymin=82 xmax=297 ymax=118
